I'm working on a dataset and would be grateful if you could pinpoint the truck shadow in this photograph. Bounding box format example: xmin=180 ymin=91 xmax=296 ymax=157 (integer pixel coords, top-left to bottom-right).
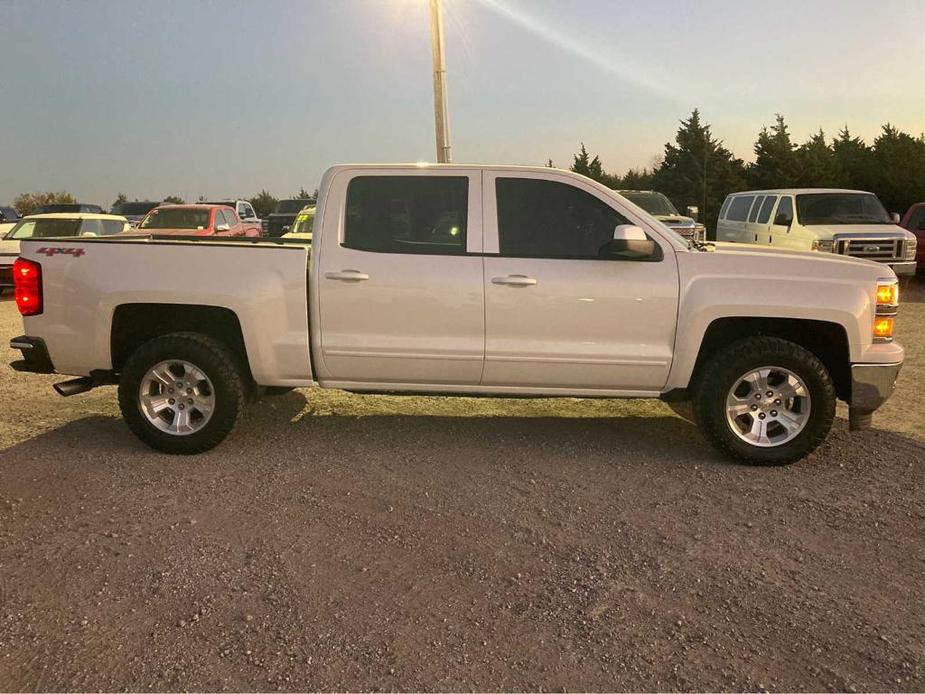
xmin=2 ymin=389 xmax=923 ymax=477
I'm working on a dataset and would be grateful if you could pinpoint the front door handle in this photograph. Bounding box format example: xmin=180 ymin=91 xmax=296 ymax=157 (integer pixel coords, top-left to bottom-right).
xmin=325 ymin=270 xmax=370 ymax=281
xmin=492 ymin=274 xmax=537 ymax=286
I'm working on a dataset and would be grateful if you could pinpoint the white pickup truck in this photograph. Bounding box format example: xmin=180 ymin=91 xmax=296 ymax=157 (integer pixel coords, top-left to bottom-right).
xmin=9 ymin=165 xmax=904 ymax=465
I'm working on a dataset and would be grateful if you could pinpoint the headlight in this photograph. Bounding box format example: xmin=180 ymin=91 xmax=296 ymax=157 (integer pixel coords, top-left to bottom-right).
xmin=876 ymin=280 xmax=899 ymax=310
xmin=906 ymin=237 xmax=918 ymax=261
xmin=812 ymin=239 xmax=835 ymax=252
xmin=874 ymin=280 xmax=899 ymax=343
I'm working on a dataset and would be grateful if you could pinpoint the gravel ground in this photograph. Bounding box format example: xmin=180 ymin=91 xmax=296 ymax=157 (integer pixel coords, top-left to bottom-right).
xmin=0 ymin=281 xmax=923 ymax=691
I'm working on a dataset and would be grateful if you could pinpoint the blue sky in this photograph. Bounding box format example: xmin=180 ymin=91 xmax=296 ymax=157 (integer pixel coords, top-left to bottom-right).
xmin=1 ymin=0 xmax=923 ymax=205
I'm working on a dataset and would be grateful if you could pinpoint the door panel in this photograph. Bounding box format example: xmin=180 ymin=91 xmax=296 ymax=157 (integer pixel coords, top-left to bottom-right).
xmin=317 ymin=170 xmax=484 ymax=385
xmin=482 ymin=257 xmax=678 ymax=389
xmin=481 ymin=172 xmax=679 ymax=391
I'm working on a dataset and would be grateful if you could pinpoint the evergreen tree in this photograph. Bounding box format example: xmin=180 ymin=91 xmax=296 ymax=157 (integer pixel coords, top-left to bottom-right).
xmin=831 ymin=127 xmax=873 ymax=190
xmin=619 ymin=168 xmax=656 ymax=190
xmin=868 ymin=124 xmax=925 ymax=215
xmin=112 ymin=192 xmax=128 ymax=209
xmin=795 ymin=130 xmax=841 ymax=187
xmin=249 ymin=190 xmax=278 ymax=218
xmin=652 ymin=109 xmax=746 ymax=233
xmin=570 ymin=143 xmax=609 ymax=184
xmin=748 ymin=114 xmax=798 ymax=188
xmin=162 ymin=195 xmax=184 ymax=204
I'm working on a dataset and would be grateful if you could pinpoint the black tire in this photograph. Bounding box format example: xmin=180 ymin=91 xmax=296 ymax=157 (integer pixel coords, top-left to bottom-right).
xmin=118 ymin=332 xmax=246 ymax=454
xmin=693 ymin=336 xmax=836 ymax=466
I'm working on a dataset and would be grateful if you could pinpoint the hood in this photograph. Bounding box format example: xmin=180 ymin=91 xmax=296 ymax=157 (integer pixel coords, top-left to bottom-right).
xmin=653 ymin=214 xmax=697 ymax=227
xmin=803 ymin=224 xmax=914 ymax=240
xmin=708 ymin=241 xmax=896 ymax=278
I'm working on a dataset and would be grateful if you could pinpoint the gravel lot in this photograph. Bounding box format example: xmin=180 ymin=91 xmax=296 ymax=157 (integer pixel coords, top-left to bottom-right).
xmin=0 ymin=281 xmax=923 ymax=691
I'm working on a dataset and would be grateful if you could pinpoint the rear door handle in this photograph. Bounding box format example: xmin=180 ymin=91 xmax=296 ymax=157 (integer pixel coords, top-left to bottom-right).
xmin=325 ymin=270 xmax=370 ymax=281
xmin=491 ymin=274 xmax=537 ymax=286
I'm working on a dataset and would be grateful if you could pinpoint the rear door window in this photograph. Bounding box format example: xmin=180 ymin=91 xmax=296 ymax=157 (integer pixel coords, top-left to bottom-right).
xmin=748 ymin=195 xmax=766 ymax=223
xmin=344 ymin=176 xmax=468 ymax=255
xmin=726 ymin=196 xmax=755 ymax=222
xmin=756 ymin=196 xmax=777 ymax=224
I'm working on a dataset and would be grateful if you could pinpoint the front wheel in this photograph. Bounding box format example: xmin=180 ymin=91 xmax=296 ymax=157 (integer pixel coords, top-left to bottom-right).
xmin=693 ymin=336 xmax=836 ymax=466
xmin=118 ymin=332 xmax=247 ymax=454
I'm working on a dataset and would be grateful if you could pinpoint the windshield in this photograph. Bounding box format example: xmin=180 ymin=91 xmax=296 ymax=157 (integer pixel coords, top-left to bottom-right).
xmin=621 ymin=191 xmax=680 ymax=216
xmin=276 ymin=199 xmax=310 ymax=214
xmin=796 ymin=193 xmax=892 ymax=225
xmin=113 ymin=201 xmax=159 ymax=216
xmin=289 ymin=207 xmax=316 ymax=235
xmin=140 ymin=208 xmax=210 ymax=230
xmin=6 ymin=218 xmax=81 ymax=239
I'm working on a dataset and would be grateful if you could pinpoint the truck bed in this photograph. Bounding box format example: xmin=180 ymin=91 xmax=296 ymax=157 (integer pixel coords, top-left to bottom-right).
xmin=17 ymin=235 xmax=313 ymax=386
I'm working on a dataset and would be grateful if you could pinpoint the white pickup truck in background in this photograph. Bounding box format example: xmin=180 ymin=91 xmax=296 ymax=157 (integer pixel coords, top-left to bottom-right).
xmin=9 ymin=165 xmax=904 ymax=465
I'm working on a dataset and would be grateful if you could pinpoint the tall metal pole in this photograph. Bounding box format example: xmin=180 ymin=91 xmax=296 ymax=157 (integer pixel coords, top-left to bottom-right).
xmin=429 ymin=0 xmax=452 ymax=163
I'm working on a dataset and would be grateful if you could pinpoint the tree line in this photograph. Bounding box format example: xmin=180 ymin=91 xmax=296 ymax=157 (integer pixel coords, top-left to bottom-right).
xmin=565 ymin=109 xmax=925 ymax=232
xmin=12 ymin=188 xmax=317 ymax=217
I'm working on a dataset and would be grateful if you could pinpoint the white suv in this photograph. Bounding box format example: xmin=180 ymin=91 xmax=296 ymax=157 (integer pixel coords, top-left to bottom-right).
xmin=716 ymin=188 xmax=917 ymax=275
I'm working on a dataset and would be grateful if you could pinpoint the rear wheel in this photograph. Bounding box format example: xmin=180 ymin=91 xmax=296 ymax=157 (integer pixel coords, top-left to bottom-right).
xmin=693 ymin=336 xmax=836 ymax=466
xmin=118 ymin=332 xmax=246 ymax=454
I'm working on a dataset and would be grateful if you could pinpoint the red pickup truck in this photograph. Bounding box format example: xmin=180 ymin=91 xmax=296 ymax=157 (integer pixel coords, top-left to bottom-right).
xmin=132 ymin=205 xmax=261 ymax=237
xmin=900 ymin=203 xmax=925 ymax=271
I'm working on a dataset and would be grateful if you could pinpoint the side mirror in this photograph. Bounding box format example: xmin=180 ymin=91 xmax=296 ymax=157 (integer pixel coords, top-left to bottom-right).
xmin=215 ymin=223 xmax=231 ymax=232
xmin=282 ymin=225 xmax=291 ymax=234
xmin=685 ymin=206 xmax=700 ymax=221
xmin=891 ymin=212 xmax=901 ymax=224
xmin=602 ymin=224 xmax=659 ymax=260
xmin=774 ymin=214 xmax=792 ymax=228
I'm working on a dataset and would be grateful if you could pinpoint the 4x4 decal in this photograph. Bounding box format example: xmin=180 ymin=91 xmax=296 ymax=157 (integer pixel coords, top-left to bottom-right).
xmin=35 ymin=247 xmax=85 ymax=258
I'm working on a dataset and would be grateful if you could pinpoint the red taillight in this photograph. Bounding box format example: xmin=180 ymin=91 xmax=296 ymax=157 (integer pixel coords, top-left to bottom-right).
xmin=13 ymin=257 xmax=43 ymax=316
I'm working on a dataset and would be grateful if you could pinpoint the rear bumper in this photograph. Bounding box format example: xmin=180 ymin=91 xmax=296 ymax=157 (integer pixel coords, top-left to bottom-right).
xmin=850 ymin=362 xmax=902 ymax=414
xmin=9 ymin=335 xmax=55 ymax=374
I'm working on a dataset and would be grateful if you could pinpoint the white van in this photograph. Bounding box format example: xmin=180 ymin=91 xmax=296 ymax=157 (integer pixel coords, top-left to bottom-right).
xmin=715 ymin=189 xmax=916 ymax=275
